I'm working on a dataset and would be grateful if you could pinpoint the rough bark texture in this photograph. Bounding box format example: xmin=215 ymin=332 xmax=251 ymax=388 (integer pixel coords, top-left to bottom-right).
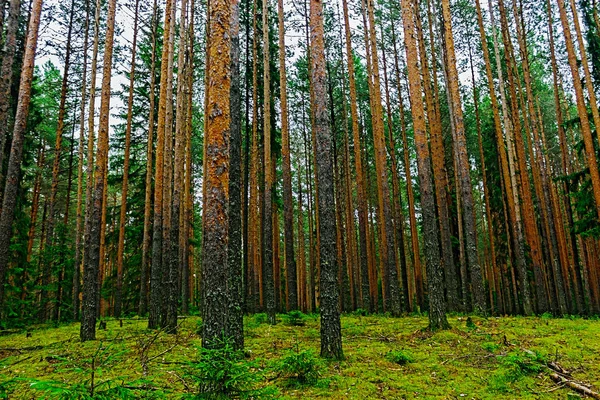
xmin=115 ymin=0 xmax=140 ymax=319
xmin=227 ymin=0 xmax=244 ymax=348
xmin=415 ymin=0 xmax=459 ymax=312
xmin=81 ymin=0 xmax=117 ymax=341
xmin=439 ymin=0 xmax=486 ymax=314
xmin=341 ymin=0 xmax=371 ymax=313
xmin=0 ymin=0 xmax=42 ymax=308
xmin=140 ymin=0 xmax=159 ymax=316
xmin=400 ymin=0 xmax=449 ymax=330
xmin=73 ymin=0 xmax=91 ymax=322
xmin=202 ymin=0 xmax=231 ymax=348
xmin=149 ymin=0 xmax=174 ymax=330
xmin=279 ymin=0 xmax=297 ymax=312
xmin=310 ymin=0 xmax=343 ymax=359
xmin=0 ymin=0 xmax=20 ymax=188
xmin=363 ymin=0 xmax=401 ymax=317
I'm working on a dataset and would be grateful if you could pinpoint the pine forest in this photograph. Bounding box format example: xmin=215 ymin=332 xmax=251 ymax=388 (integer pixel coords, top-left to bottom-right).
xmin=0 ymin=0 xmax=600 ymax=397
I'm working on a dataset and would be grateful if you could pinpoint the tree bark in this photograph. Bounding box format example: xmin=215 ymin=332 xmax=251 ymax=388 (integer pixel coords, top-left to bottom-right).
xmin=140 ymin=0 xmax=159 ymax=316
xmin=148 ymin=0 xmax=174 ymax=329
xmin=81 ymin=0 xmax=117 ymax=341
xmin=114 ymin=0 xmax=140 ymax=319
xmin=0 ymin=0 xmax=42 ymax=308
xmin=310 ymin=0 xmax=343 ymax=359
xmin=400 ymin=0 xmax=449 ymax=330
xmin=202 ymin=0 xmax=231 ymax=348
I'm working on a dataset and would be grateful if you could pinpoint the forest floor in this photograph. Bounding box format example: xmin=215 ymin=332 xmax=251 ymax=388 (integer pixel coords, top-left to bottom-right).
xmin=0 ymin=313 xmax=599 ymax=399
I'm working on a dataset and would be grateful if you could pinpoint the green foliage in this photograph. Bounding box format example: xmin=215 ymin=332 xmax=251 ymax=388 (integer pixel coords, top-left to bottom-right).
xmin=29 ymin=340 xmax=133 ymax=399
xmin=489 ymin=350 xmax=546 ymax=393
xmin=282 ymin=310 xmax=307 ymax=326
xmin=278 ymin=349 xmax=323 ymax=386
xmin=384 ymin=350 xmax=414 ymax=365
xmin=184 ymin=338 xmax=273 ymax=399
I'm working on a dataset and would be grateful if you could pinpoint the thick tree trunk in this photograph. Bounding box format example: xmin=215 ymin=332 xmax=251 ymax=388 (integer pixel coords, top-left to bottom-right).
xmin=363 ymin=0 xmax=401 ymax=316
xmin=400 ymin=0 xmax=449 ymax=330
xmin=0 ymin=0 xmax=42 ymax=308
xmin=278 ymin=0 xmax=297 ymax=312
xmin=202 ymin=0 xmax=231 ymax=348
xmin=73 ymin=0 xmax=91 ymax=322
xmin=414 ymin=0 xmax=459 ymax=312
xmin=149 ymin=0 xmax=174 ymax=329
xmin=115 ymin=0 xmax=139 ymax=319
xmin=227 ymin=0 xmax=244 ymax=348
xmin=262 ymin=0 xmax=276 ymax=325
xmin=439 ymin=0 xmax=486 ymax=314
xmin=140 ymin=0 xmax=159 ymax=316
xmin=0 ymin=0 xmax=20 ymax=191
xmin=81 ymin=0 xmax=117 ymax=341
xmin=341 ymin=0 xmax=371 ymax=312
xmin=310 ymin=0 xmax=343 ymax=359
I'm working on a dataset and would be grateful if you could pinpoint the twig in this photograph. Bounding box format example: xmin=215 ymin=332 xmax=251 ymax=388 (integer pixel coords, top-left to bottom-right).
xmin=550 ymin=373 xmax=600 ymax=399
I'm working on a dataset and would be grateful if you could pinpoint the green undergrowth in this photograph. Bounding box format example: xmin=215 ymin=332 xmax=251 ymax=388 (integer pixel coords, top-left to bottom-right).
xmin=0 ymin=314 xmax=599 ymax=398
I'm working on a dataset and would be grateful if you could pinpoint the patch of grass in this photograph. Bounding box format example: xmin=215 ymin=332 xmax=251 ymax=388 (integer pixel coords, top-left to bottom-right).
xmin=385 ymin=350 xmax=414 ymax=365
xmin=0 ymin=315 xmax=599 ymax=399
xmin=277 ymin=349 xmax=323 ymax=386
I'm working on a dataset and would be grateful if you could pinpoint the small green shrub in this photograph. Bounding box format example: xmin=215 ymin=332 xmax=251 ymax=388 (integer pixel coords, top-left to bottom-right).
xmin=481 ymin=342 xmax=500 ymax=353
xmin=278 ymin=350 xmax=323 ymax=386
xmin=385 ymin=350 xmax=414 ymax=365
xmin=282 ymin=311 xmax=307 ymax=326
xmin=184 ymin=338 xmax=274 ymax=399
xmin=489 ymin=350 xmax=545 ymax=393
xmin=195 ymin=319 xmax=203 ymax=335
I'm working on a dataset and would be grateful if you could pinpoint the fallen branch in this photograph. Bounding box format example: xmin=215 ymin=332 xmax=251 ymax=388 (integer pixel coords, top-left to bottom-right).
xmin=550 ymin=373 xmax=600 ymax=399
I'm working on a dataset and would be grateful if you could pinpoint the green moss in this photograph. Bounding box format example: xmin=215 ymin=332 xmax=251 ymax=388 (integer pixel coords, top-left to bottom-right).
xmin=0 ymin=315 xmax=599 ymax=399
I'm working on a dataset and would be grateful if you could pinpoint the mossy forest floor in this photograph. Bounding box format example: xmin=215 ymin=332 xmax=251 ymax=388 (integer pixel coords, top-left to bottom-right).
xmin=1 ymin=313 xmax=599 ymax=399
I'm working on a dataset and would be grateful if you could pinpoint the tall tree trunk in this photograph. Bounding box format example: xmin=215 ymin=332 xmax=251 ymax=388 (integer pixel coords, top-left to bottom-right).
xmin=0 ymin=0 xmax=42 ymax=308
xmin=390 ymin=19 xmax=418 ymax=312
xmin=310 ymin=0 xmax=343 ymax=358
xmin=262 ymin=0 xmax=276 ymax=324
xmin=140 ymin=0 xmax=159 ymax=316
xmin=341 ymin=0 xmax=371 ymax=312
xmin=226 ymin=0 xmax=244 ymax=347
xmin=400 ymin=0 xmax=449 ymax=330
xmin=39 ymin=0 xmax=75 ymax=321
xmin=415 ymin=0 xmax=459 ymax=311
xmin=363 ymin=0 xmax=401 ymax=316
xmin=82 ymin=0 xmax=102 ymax=320
xmin=438 ymin=0 xmax=486 ymax=313
xmin=202 ymin=0 xmax=231 ymax=348
xmin=380 ymin=24 xmax=409 ymax=313
xmin=114 ymin=0 xmax=140 ymax=319
xmin=486 ymin=0 xmax=533 ymax=315
xmin=149 ymin=0 xmax=174 ymax=329
xmin=81 ymin=0 xmax=117 ymax=341
xmin=278 ymin=0 xmax=297 ymax=312
xmin=560 ymin=0 xmax=600 ymax=222
xmin=0 ymin=0 xmax=20 ymax=192
xmin=73 ymin=0 xmax=91 ymax=322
